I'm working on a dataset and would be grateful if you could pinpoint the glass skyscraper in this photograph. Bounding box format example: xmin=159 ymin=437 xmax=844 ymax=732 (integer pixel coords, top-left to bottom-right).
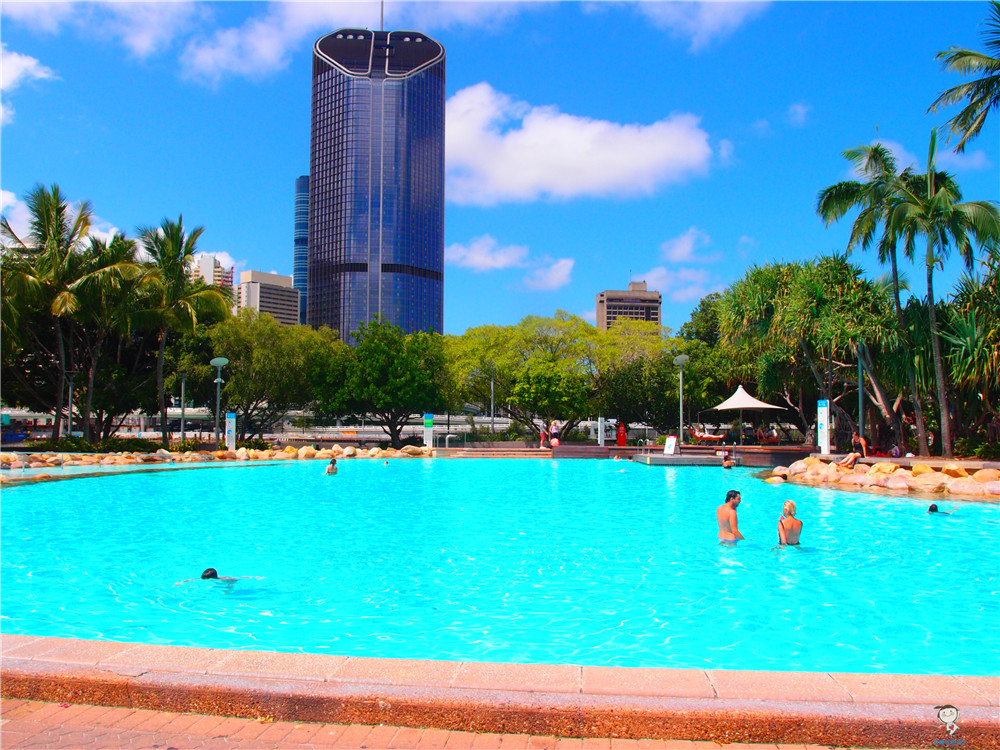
xmin=308 ymin=29 xmax=445 ymax=342
xmin=293 ymin=175 xmax=309 ymax=325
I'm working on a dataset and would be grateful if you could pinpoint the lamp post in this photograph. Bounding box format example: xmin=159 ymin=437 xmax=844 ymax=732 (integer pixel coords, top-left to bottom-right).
xmin=673 ymin=354 xmax=690 ymax=445
xmin=180 ymin=372 xmax=187 ymax=442
xmin=210 ymin=357 xmax=229 ymax=449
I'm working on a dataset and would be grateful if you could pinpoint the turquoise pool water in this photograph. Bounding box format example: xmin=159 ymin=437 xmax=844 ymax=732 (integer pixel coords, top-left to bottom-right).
xmin=2 ymin=459 xmax=997 ymax=675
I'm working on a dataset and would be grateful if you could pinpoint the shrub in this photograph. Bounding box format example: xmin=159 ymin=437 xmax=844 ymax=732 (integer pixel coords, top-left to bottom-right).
xmin=236 ymin=438 xmax=271 ymax=451
xmin=975 ymin=441 xmax=1000 ymax=460
xmin=95 ymin=437 xmax=162 ymax=453
xmin=24 ymin=436 xmax=96 ymax=453
xmin=173 ymin=439 xmax=203 ymax=453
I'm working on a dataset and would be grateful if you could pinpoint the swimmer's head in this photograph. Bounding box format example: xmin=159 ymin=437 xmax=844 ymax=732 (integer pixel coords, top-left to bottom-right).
xmin=783 ymin=501 xmax=797 ymax=517
xmin=201 ymin=568 xmax=219 ymax=579
xmin=330 ymin=458 xmax=337 ymax=465
xmin=725 ymin=490 xmax=741 ymax=505
xmin=928 ymin=504 xmax=939 ymax=513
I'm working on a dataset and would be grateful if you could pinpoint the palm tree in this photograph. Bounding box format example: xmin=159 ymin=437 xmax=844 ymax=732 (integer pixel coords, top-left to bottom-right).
xmin=928 ymin=0 xmax=1000 ymax=151
xmin=137 ymin=216 xmax=231 ymax=447
xmin=817 ymin=144 xmax=930 ymax=455
xmin=74 ymin=233 xmax=152 ymax=441
xmin=1 ymin=184 xmax=93 ymax=439
xmin=890 ymin=130 xmax=1000 ymax=457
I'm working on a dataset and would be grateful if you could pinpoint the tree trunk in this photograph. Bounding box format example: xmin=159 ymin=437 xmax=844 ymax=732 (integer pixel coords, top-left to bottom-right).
xmin=156 ymin=327 xmax=169 ymax=448
xmin=889 ymin=249 xmax=929 ymax=456
xmin=83 ymin=336 xmax=105 ymax=443
xmin=926 ymin=252 xmax=952 ymax=458
xmin=52 ymin=317 xmax=66 ymax=441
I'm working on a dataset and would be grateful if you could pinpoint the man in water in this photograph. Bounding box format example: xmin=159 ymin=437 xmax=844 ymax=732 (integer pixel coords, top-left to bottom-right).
xmin=717 ymin=490 xmax=748 ymax=544
xmin=174 ymin=568 xmax=261 ymax=586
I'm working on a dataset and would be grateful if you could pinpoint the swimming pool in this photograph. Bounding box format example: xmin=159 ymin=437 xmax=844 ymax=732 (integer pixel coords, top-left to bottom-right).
xmin=2 ymin=459 xmax=997 ymax=675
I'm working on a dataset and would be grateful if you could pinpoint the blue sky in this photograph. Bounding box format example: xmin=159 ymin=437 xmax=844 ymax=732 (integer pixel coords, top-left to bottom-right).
xmin=2 ymin=1 xmax=997 ymax=335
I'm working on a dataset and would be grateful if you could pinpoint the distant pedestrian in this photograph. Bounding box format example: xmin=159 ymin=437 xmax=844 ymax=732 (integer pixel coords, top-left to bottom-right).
xmin=539 ymin=424 xmax=548 ymax=449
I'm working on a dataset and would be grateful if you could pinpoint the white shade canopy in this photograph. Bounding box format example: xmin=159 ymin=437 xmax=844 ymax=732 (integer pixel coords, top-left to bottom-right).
xmin=711 ymin=385 xmax=784 ymax=412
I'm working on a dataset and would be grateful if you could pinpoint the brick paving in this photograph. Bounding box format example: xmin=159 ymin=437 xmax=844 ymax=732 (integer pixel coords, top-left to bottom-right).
xmin=0 ymin=698 xmax=915 ymax=750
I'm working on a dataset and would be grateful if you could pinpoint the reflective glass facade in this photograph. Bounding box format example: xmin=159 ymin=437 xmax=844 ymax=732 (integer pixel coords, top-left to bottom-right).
xmin=308 ymin=29 xmax=445 ymax=342
xmin=293 ymin=175 xmax=309 ymax=324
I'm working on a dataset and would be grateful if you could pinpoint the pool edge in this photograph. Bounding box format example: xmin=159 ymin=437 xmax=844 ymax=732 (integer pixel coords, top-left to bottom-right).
xmin=2 ymin=635 xmax=997 ymax=747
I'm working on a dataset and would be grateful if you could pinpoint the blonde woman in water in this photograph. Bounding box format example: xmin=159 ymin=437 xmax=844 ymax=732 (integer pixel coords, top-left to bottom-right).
xmin=777 ymin=500 xmax=802 ymax=546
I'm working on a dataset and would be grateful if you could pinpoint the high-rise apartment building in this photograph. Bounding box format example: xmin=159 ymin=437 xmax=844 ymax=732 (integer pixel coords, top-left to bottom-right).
xmin=596 ymin=282 xmax=662 ymax=331
xmin=293 ymin=175 xmax=309 ymax=324
xmin=308 ymin=28 xmax=445 ymax=342
xmin=189 ymin=255 xmax=234 ymax=295
xmin=237 ymin=271 xmax=301 ymax=327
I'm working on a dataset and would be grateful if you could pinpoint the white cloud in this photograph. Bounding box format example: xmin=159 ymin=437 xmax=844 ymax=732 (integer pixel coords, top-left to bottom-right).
xmin=581 ymin=309 xmax=597 ymax=323
xmin=786 ymin=102 xmax=810 ymax=127
xmin=0 ymin=189 xmax=32 ymax=240
xmin=180 ymin=1 xmax=526 ymax=85
xmin=446 ymin=234 xmax=529 ymax=272
xmin=100 ymin=2 xmax=204 ymax=59
xmin=637 ymin=1 xmax=768 ymax=51
xmin=446 ymin=82 xmax=713 ymax=205
xmin=1 ymin=43 xmax=57 ymax=126
xmin=937 ymin=147 xmax=991 ymax=172
xmin=1 ymin=44 xmax=56 ymax=91
xmin=0 ymin=1 xmax=77 ymax=34
xmin=717 ymin=138 xmax=735 ymax=165
xmin=752 ymin=118 xmax=772 ymax=137
xmin=524 ymin=258 xmax=574 ymax=291
xmin=660 ymin=226 xmax=711 ymax=263
xmin=637 ymin=266 xmax=722 ymax=303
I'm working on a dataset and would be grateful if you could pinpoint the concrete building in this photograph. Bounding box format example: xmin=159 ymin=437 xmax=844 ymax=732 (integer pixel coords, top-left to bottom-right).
xmin=308 ymin=28 xmax=445 ymax=342
xmin=237 ymin=271 xmax=301 ymax=327
xmin=189 ymin=255 xmax=234 ymax=294
xmin=596 ymin=281 xmax=662 ymax=331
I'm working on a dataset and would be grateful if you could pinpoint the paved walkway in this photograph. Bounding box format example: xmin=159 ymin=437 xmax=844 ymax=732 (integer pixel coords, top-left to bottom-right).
xmin=1 ymin=698 xmax=916 ymax=749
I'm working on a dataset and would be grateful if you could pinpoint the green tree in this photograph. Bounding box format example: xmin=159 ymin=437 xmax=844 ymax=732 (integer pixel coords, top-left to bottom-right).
xmin=890 ymin=130 xmax=1000 ymax=457
xmin=928 ymin=0 xmax=1000 ymax=152
xmin=211 ymin=310 xmax=340 ymax=439
xmin=336 ymin=318 xmax=447 ymax=448
xmin=137 ymin=216 xmax=231 ymax=446
xmin=1 ymin=184 xmax=93 ymax=439
xmin=817 ymin=142 xmax=929 ymax=453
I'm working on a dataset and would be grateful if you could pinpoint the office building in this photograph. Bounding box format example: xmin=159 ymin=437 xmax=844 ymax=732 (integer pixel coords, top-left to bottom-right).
xmin=293 ymin=175 xmax=309 ymax=324
xmin=189 ymin=255 xmax=234 ymax=294
xmin=308 ymin=28 xmax=445 ymax=342
xmin=237 ymin=271 xmax=301 ymax=327
xmin=596 ymin=281 xmax=662 ymax=331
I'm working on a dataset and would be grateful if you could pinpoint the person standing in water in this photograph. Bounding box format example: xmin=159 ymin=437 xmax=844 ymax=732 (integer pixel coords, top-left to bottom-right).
xmin=717 ymin=490 xmax=749 ymax=544
xmin=777 ymin=501 xmax=802 ymax=546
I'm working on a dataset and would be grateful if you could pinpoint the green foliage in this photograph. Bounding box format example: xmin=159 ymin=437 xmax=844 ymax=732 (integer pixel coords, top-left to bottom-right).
xmin=316 ymin=318 xmax=448 ymax=449
xmin=173 ymin=438 xmax=203 ymax=453
xmin=236 ymin=438 xmax=271 ymax=450
xmin=24 ymin=436 xmax=96 ymax=453
xmin=928 ymin=1 xmax=1000 ymax=152
xmin=211 ymin=310 xmax=343 ymax=439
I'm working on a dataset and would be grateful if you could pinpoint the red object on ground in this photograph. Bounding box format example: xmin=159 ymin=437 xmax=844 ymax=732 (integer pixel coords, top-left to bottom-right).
xmin=551 ymin=438 xmax=560 ymax=447
xmin=616 ymin=423 xmax=626 ymax=446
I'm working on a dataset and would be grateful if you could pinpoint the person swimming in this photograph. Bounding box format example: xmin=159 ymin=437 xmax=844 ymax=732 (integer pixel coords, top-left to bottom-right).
xmin=928 ymin=504 xmax=954 ymax=514
xmin=325 ymin=458 xmax=338 ymax=475
xmin=174 ymin=568 xmax=261 ymax=586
